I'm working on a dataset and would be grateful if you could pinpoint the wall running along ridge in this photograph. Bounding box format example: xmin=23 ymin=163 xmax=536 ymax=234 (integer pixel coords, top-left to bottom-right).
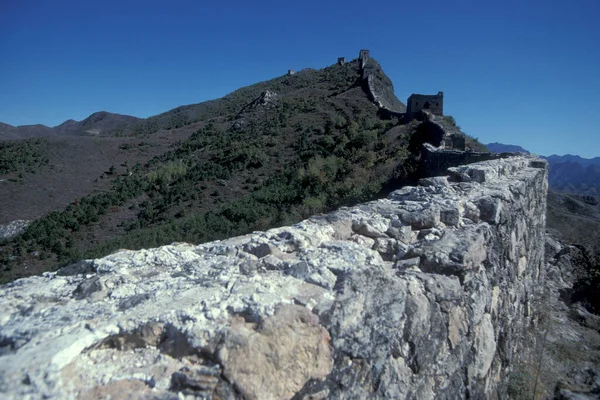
xmin=421 ymin=143 xmax=515 ymax=176
xmin=0 ymin=155 xmax=548 ymax=399
xmin=361 ymin=57 xmax=405 ymax=117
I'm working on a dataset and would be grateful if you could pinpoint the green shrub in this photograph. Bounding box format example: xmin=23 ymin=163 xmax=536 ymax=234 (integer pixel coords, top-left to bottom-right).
xmin=0 ymin=138 xmax=49 ymax=174
xmin=147 ymin=160 xmax=188 ymax=184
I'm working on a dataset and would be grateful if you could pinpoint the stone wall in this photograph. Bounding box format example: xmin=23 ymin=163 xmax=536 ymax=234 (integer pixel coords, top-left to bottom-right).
xmin=407 ymin=92 xmax=444 ymax=117
xmin=361 ymin=58 xmax=406 ymax=118
xmin=0 ymin=156 xmax=548 ymax=399
xmin=421 ymin=143 xmax=513 ymax=176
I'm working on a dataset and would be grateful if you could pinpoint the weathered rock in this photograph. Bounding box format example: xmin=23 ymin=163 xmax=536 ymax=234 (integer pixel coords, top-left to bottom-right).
xmin=352 ymin=219 xmax=389 ymax=238
xmin=418 ymin=176 xmax=450 ymax=188
xmin=56 ymin=260 xmax=96 ymax=276
xmin=170 ymin=365 xmax=221 ymax=396
xmin=232 ymin=90 xmax=279 ymax=131
xmin=0 ymin=155 xmax=548 ymax=399
xmin=386 ymin=220 xmax=412 ymax=244
xmin=72 ymin=276 xmax=103 ymax=300
xmin=217 ymin=304 xmax=332 ymax=400
xmin=118 ymin=293 xmax=151 ymax=311
xmin=398 ymin=206 xmax=441 ymax=230
xmin=394 ymin=257 xmax=421 ymax=271
xmin=440 ymin=205 xmax=462 ymax=227
xmin=0 ymin=220 xmax=30 ymax=240
xmin=469 ymin=313 xmax=496 ymax=380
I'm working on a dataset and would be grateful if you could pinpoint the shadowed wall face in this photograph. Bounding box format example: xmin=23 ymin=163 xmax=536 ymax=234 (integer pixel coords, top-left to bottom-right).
xmin=409 ymin=119 xmax=445 ymax=154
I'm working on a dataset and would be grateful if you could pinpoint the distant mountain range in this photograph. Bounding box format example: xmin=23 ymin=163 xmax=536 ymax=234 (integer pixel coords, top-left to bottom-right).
xmin=544 ymin=154 xmax=600 ymax=168
xmin=0 ymin=112 xmax=140 ymax=140
xmin=487 ymin=142 xmax=600 ymax=196
xmin=486 ymin=142 xmax=530 ymax=154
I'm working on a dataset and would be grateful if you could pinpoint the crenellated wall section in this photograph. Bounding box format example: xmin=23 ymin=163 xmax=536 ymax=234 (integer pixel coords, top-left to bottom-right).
xmin=0 ymin=155 xmax=548 ymax=399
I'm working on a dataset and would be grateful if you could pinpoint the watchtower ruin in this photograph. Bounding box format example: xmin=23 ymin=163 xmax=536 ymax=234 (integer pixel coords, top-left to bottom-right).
xmin=406 ymin=91 xmax=444 ymax=117
xmin=359 ymin=49 xmax=370 ymax=60
xmin=287 ymin=70 xmax=295 ymax=76
xmin=337 ymin=57 xmax=346 ymax=65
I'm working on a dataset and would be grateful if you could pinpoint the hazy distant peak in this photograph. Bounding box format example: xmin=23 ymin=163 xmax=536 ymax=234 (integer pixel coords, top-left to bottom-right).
xmin=0 ymin=122 xmax=15 ymax=129
xmin=545 ymin=154 xmax=600 ymax=166
xmin=485 ymin=142 xmax=530 ymax=154
xmin=54 ymin=119 xmax=78 ymax=128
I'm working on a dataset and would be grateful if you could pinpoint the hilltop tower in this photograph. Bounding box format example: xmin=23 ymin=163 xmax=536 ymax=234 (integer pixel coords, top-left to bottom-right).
xmin=406 ymin=91 xmax=444 ymax=117
xmin=359 ymin=49 xmax=370 ymax=60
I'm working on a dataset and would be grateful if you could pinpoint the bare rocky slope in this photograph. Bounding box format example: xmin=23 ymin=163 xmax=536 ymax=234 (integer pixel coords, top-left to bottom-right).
xmin=0 ymin=155 xmax=552 ymax=399
xmin=532 ymin=236 xmax=600 ymax=400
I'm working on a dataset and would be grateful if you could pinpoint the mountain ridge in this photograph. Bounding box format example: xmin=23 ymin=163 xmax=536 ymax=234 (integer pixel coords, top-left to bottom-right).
xmin=487 ymin=141 xmax=600 ymax=196
xmin=486 ymin=142 xmax=600 ymax=162
xmin=485 ymin=142 xmax=530 ymax=154
xmin=1 ymin=57 xmax=410 ymax=141
xmin=0 ymin=111 xmax=141 ymax=140
xmin=545 ymin=153 xmax=600 ymax=167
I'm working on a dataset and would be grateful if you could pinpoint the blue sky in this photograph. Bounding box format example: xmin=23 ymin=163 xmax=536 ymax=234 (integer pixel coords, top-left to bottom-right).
xmin=1 ymin=0 xmax=599 ymax=157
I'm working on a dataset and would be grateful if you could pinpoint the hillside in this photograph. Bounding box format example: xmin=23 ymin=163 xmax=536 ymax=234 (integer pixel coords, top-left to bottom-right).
xmin=0 ymin=123 xmax=53 ymax=140
xmin=546 ymin=191 xmax=600 ymax=313
xmin=0 ymin=56 xmax=484 ymax=283
xmin=545 ymin=162 xmax=600 ymax=196
xmin=0 ymin=133 xmax=195 ymax=223
xmin=547 ymin=190 xmax=600 ymax=257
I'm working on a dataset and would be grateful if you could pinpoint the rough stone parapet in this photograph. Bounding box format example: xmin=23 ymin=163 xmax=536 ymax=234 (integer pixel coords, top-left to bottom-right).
xmin=0 ymin=155 xmax=548 ymax=399
xmin=361 ymin=58 xmax=405 ymax=117
xmin=421 ymin=142 xmax=515 ymax=176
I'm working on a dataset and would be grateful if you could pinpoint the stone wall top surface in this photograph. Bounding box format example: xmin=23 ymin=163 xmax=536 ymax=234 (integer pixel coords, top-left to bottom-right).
xmin=0 ymin=155 xmax=548 ymax=399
